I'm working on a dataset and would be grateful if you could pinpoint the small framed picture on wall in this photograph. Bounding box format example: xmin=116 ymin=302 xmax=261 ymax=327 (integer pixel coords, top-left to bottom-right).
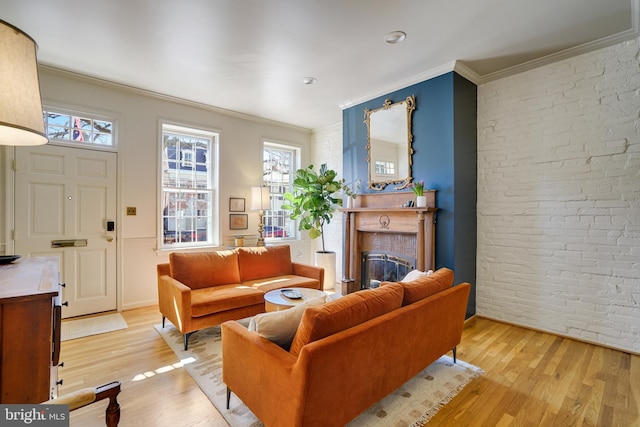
xmin=229 ymin=198 xmax=245 ymax=212
xmin=230 ymin=214 xmax=248 ymax=230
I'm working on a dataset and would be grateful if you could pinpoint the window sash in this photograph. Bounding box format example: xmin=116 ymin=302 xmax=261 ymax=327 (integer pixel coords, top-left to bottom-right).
xmin=43 ymin=109 xmax=114 ymax=147
xmin=262 ymin=142 xmax=298 ymax=239
xmin=161 ymin=125 xmax=217 ymax=248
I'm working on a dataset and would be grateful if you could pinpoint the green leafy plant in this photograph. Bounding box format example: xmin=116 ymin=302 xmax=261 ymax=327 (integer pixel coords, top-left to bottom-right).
xmin=282 ymin=163 xmax=356 ymax=253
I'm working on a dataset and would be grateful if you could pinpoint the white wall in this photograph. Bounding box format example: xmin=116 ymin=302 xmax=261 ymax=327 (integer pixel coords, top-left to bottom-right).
xmin=310 ymin=123 xmax=345 ymax=286
xmin=477 ymin=37 xmax=640 ymax=354
xmin=22 ymin=67 xmax=314 ymax=310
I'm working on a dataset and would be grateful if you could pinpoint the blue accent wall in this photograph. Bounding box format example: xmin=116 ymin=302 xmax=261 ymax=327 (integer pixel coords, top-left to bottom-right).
xmin=343 ymin=71 xmax=477 ymax=317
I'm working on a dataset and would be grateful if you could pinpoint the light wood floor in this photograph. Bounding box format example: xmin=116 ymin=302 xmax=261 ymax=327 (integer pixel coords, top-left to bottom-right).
xmin=60 ymin=306 xmax=640 ymax=426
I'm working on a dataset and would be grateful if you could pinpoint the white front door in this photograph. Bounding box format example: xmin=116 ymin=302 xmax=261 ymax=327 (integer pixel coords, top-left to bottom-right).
xmin=14 ymin=144 xmax=117 ymax=318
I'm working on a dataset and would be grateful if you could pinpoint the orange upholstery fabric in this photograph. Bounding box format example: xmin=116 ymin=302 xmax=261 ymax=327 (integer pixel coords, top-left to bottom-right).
xmin=170 ymin=250 xmax=240 ymax=290
xmin=222 ymin=270 xmax=471 ymax=427
xmin=381 ymin=267 xmax=454 ymax=305
xmin=237 ymin=246 xmax=293 ymax=282
xmin=289 ymin=284 xmax=404 ymax=356
xmin=157 ymin=246 xmax=323 ymax=342
xmin=191 ymin=285 xmax=264 ymax=317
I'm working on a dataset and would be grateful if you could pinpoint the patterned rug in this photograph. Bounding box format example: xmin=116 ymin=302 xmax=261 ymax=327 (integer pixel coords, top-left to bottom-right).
xmin=155 ymin=323 xmax=483 ymax=427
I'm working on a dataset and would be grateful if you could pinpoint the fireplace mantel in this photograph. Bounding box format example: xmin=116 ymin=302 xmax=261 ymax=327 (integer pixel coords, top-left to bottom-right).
xmin=340 ymin=191 xmax=437 ymax=292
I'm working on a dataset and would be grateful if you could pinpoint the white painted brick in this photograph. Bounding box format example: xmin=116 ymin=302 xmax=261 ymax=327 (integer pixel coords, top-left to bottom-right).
xmin=310 ymin=123 xmax=345 ymax=286
xmin=477 ymin=36 xmax=640 ymax=354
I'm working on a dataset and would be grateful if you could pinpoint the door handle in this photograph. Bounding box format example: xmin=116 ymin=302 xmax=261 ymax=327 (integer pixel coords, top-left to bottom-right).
xmin=106 ymin=236 xmax=114 ymax=242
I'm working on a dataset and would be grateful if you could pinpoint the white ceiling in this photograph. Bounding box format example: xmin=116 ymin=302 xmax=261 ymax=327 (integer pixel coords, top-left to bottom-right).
xmin=1 ymin=0 xmax=638 ymax=130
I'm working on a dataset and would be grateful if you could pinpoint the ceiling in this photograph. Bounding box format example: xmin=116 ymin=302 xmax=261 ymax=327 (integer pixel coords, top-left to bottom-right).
xmin=1 ymin=0 xmax=638 ymax=130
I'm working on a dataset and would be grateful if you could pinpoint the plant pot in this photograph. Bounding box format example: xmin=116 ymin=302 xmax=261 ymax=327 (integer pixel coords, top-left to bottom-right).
xmin=415 ymin=195 xmax=427 ymax=208
xmin=315 ymin=251 xmax=336 ymax=290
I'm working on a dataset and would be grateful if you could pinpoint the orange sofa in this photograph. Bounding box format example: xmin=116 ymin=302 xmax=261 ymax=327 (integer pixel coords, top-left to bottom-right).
xmin=221 ymin=268 xmax=471 ymax=427
xmin=157 ymin=245 xmax=323 ymax=350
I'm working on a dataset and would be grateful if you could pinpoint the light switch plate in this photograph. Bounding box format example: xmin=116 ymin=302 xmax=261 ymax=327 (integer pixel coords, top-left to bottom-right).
xmin=126 ymin=207 xmax=137 ymax=216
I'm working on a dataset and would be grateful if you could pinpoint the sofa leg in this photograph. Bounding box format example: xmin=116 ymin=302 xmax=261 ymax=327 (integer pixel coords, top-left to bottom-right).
xmin=184 ymin=332 xmax=193 ymax=351
xmin=452 ymin=347 xmax=457 ymax=363
xmin=226 ymin=387 xmax=231 ymax=409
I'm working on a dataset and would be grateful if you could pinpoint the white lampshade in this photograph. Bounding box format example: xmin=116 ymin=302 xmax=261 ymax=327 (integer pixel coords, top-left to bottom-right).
xmin=250 ymin=186 xmax=271 ymax=211
xmin=0 ymin=20 xmax=48 ymax=146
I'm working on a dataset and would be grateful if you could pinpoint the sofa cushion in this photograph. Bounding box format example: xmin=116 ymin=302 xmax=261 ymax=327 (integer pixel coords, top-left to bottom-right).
xmin=237 ymin=246 xmax=293 ymax=282
xmin=382 ymin=267 xmax=453 ymax=306
xmin=170 ymin=250 xmax=240 ymax=290
xmin=248 ymin=295 xmax=327 ymax=349
xmin=288 ymin=284 xmax=404 ymax=356
xmin=191 ymin=284 xmax=265 ymax=317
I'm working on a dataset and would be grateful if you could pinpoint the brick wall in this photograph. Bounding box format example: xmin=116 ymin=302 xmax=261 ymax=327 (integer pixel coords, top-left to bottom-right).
xmin=311 ymin=123 xmax=345 ymax=285
xmin=477 ymin=37 xmax=640 ymax=353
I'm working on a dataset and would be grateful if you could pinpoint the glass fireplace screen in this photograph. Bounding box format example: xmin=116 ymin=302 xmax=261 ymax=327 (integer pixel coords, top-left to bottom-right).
xmin=361 ymin=251 xmax=416 ymax=289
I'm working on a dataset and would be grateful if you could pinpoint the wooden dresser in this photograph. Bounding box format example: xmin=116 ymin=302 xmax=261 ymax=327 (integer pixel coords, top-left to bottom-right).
xmin=0 ymin=257 xmax=61 ymax=403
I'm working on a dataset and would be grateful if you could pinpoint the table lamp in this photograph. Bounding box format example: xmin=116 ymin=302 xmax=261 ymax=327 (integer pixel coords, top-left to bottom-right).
xmin=251 ymin=186 xmax=271 ymax=246
xmin=0 ymin=20 xmax=48 ymax=146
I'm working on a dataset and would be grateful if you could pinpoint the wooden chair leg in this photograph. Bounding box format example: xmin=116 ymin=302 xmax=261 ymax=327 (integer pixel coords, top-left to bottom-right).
xmin=105 ymin=394 xmax=120 ymax=427
xmin=162 ymin=316 xmax=166 ymax=328
xmin=226 ymin=387 xmax=231 ymax=409
xmin=453 ymin=346 xmax=457 ymax=363
xmin=96 ymin=381 xmax=121 ymax=427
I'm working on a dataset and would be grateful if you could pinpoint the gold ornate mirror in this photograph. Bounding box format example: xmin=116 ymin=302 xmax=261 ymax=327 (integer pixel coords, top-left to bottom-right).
xmin=364 ymin=95 xmax=415 ymax=191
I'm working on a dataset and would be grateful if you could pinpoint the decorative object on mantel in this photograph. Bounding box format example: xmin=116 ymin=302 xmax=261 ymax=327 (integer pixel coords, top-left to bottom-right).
xmin=0 ymin=20 xmax=49 ymax=146
xmin=412 ymin=179 xmax=427 ymax=208
xmin=251 ymin=186 xmax=271 ymax=246
xmin=283 ymin=163 xmax=356 ymax=289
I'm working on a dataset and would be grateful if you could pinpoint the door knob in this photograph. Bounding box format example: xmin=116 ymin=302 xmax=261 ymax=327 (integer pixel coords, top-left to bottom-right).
xmin=106 ymin=236 xmax=114 ymax=242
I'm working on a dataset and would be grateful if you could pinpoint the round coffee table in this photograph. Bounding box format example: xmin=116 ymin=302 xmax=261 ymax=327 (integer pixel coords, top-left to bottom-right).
xmin=264 ymin=287 xmax=326 ymax=312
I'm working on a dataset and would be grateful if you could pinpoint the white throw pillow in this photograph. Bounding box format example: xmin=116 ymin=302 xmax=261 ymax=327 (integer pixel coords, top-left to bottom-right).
xmin=401 ymin=269 xmax=433 ymax=282
xmin=248 ymin=294 xmax=327 ymax=348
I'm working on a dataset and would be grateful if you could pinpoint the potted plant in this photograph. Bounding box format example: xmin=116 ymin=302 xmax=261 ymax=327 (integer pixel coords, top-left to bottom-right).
xmin=282 ymin=163 xmax=356 ymax=289
xmin=411 ymin=179 xmax=427 ymax=207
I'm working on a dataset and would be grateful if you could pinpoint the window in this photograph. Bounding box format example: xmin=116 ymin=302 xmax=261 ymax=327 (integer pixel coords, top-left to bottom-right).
xmin=262 ymin=142 xmax=299 ymax=239
xmin=375 ymin=160 xmax=395 ymax=175
xmin=43 ymin=109 xmax=114 ymax=147
xmin=161 ymin=124 xmax=217 ymax=248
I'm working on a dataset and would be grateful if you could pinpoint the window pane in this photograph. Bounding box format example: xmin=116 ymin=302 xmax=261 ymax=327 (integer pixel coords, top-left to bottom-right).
xmin=44 ymin=109 xmax=115 ymax=147
xmin=161 ymin=125 xmax=216 ymax=248
xmin=262 ymin=143 xmax=297 ymax=239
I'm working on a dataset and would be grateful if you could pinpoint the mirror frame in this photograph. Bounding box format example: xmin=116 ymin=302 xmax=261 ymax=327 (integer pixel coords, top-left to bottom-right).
xmin=364 ymin=95 xmax=415 ymax=191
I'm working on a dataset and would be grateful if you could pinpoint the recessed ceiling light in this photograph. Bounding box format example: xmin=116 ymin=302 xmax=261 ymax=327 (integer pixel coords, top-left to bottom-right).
xmin=303 ymin=77 xmax=317 ymax=85
xmin=384 ymin=31 xmax=406 ymax=44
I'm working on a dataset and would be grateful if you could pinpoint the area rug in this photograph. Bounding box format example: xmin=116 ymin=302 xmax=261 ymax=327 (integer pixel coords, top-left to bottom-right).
xmin=155 ymin=323 xmax=483 ymax=426
xmin=61 ymin=313 xmax=128 ymax=341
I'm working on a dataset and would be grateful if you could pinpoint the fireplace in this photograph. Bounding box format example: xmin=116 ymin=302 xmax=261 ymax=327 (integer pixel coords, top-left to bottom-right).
xmin=340 ymin=191 xmax=437 ymax=293
xmin=361 ymin=251 xmax=415 ymax=289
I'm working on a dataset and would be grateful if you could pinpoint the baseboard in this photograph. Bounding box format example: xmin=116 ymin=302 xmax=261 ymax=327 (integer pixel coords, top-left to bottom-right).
xmin=475 ymin=315 xmax=639 ymax=357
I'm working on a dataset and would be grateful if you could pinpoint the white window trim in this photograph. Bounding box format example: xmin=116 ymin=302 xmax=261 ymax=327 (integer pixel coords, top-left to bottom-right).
xmin=42 ymin=105 xmax=118 ymax=151
xmin=158 ymin=122 xmax=219 ymax=250
xmin=262 ymin=140 xmax=301 ymax=241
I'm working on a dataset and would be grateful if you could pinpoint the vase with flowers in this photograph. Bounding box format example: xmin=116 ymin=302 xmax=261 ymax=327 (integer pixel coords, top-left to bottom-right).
xmin=411 ymin=180 xmax=427 ymax=207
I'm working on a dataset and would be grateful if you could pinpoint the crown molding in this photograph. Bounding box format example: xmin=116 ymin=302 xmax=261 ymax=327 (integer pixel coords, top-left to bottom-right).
xmin=338 ymin=61 xmax=458 ymax=109
xmin=478 ymin=26 xmax=639 ymax=83
xmin=38 ymin=64 xmax=312 ymax=133
xmin=341 ymin=0 xmax=639 ymax=104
